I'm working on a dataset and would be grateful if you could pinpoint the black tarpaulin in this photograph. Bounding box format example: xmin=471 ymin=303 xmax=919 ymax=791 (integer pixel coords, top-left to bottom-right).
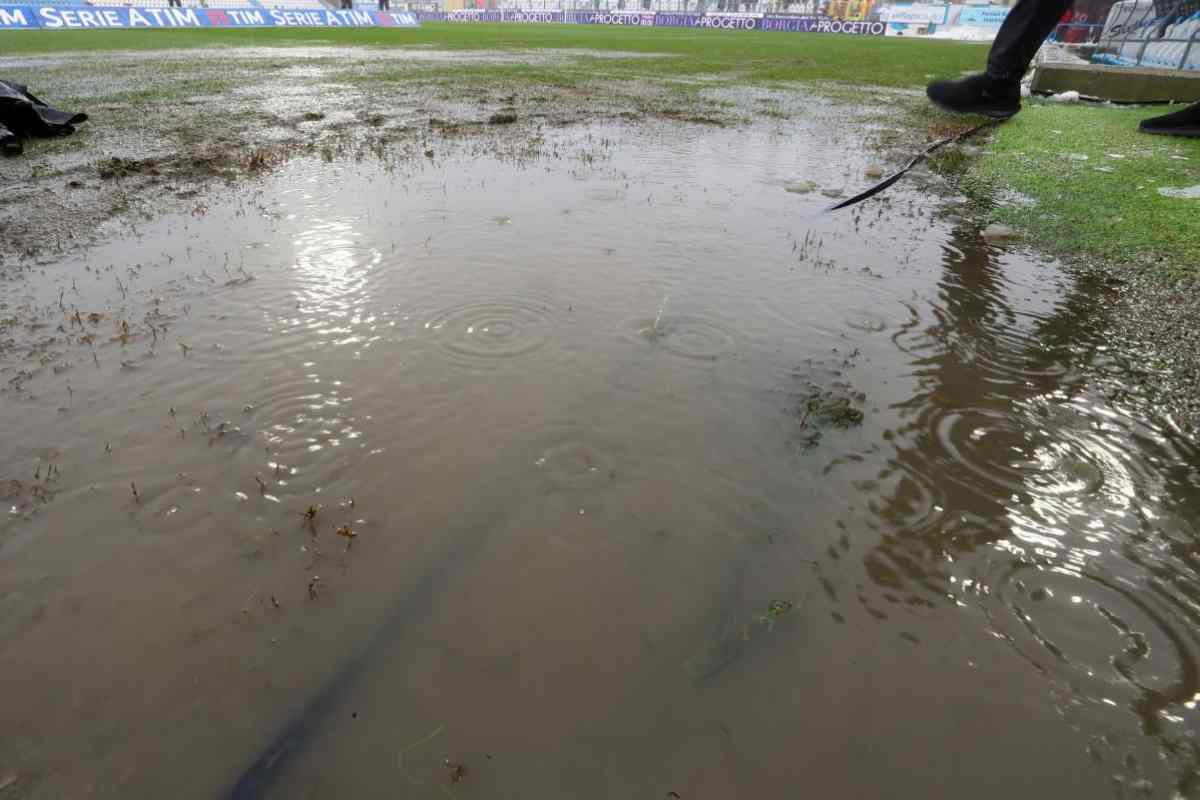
xmin=0 ymin=79 xmax=88 ymax=156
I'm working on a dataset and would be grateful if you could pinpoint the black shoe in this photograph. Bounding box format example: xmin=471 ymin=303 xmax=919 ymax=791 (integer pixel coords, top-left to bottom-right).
xmin=926 ymin=73 xmax=1021 ymax=120
xmin=1139 ymin=101 xmax=1200 ymax=138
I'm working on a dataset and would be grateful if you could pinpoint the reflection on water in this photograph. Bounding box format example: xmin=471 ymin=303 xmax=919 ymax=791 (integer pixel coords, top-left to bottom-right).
xmin=857 ymin=225 xmax=1200 ymax=796
xmin=1 ymin=116 xmax=1198 ymax=799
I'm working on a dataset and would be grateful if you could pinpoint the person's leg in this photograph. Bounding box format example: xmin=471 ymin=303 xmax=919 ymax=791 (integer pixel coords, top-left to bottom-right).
xmin=927 ymin=0 xmax=1074 ymax=118
xmin=986 ymin=0 xmax=1076 ymax=83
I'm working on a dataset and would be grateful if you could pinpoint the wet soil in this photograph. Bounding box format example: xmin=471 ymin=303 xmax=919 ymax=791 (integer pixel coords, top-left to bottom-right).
xmin=2 ymin=46 xmax=1200 ymax=800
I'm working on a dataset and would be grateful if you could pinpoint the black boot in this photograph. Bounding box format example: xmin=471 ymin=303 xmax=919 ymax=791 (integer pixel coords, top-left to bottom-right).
xmin=1139 ymin=101 xmax=1200 ymax=138
xmin=926 ymin=73 xmax=1021 ymax=120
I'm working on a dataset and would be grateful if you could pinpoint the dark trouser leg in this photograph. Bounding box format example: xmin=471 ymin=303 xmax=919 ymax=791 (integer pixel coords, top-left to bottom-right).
xmin=986 ymin=0 xmax=1075 ymax=82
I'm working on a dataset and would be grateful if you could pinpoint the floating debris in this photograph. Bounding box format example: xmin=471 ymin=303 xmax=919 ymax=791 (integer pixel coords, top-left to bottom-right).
xmin=784 ymin=181 xmax=818 ymax=194
xmin=302 ymin=504 xmax=321 ymax=532
xmin=446 ymin=760 xmax=468 ymax=784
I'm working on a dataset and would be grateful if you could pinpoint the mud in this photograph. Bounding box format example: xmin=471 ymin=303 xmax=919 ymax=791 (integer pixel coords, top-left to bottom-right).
xmin=1 ymin=46 xmax=1200 ymax=800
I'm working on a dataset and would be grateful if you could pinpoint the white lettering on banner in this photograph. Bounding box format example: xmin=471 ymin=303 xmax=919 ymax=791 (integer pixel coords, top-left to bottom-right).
xmin=104 ymin=9 xmax=120 ymax=25
xmin=38 ymin=7 xmax=59 ymax=26
xmin=171 ymin=8 xmax=199 ymax=25
xmin=591 ymin=12 xmax=651 ymax=24
xmin=352 ymin=10 xmax=372 ymax=23
xmin=507 ymin=10 xmax=555 ymax=22
xmin=229 ymin=9 xmax=264 ymax=24
xmin=146 ymin=8 xmax=166 ymax=24
xmin=269 ymin=9 xmax=284 ymax=23
xmin=0 ymin=8 xmax=27 ymax=25
xmin=127 ymin=8 xmax=149 ymax=26
xmin=700 ymin=15 xmax=756 ymax=28
xmin=813 ymin=18 xmax=877 ymax=32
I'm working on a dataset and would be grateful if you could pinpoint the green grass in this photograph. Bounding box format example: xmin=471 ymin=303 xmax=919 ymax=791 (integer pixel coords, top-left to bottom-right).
xmin=966 ymin=102 xmax=1200 ymax=279
xmin=0 ymin=23 xmax=987 ymax=87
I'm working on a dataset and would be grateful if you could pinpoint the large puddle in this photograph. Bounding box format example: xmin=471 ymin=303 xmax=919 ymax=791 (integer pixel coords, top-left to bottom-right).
xmin=3 ymin=115 xmax=1199 ymax=799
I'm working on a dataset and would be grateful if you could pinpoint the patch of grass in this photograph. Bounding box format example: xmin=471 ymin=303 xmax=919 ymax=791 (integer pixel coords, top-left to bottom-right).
xmin=0 ymin=24 xmax=986 ymax=88
xmin=964 ymin=102 xmax=1200 ymax=279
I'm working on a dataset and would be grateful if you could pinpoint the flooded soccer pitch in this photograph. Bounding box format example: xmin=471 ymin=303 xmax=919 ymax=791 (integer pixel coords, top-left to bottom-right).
xmin=3 ymin=107 xmax=1200 ymax=799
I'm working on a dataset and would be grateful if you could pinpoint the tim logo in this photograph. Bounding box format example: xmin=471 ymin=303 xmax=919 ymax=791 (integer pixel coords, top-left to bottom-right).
xmin=206 ymin=9 xmax=231 ymax=25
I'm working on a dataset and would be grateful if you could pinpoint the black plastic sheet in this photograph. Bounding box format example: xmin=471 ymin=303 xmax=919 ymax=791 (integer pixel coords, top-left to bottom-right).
xmin=0 ymin=79 xmax=88 ymax=156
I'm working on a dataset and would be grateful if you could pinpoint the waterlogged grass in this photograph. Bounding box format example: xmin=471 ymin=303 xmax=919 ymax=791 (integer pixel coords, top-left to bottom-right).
xmin=0 ymin=23 xmax=987 ymax=87
xmin=5 ymin=23 xmax=1199 ymax=275
xmin=965 ymin=102 xmax=1200 ymax=279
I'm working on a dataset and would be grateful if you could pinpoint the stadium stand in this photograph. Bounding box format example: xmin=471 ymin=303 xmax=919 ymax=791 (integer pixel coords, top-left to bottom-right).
xmin=1093 ymin=0 xmax=1200 ymax=68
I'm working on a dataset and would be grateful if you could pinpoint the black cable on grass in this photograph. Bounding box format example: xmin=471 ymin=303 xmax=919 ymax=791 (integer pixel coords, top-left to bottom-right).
xmin=826 ymin=119 xmax=999 ymax=213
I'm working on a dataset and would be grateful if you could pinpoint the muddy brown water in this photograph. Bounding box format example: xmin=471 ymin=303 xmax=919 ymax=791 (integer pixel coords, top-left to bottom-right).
xmin=2 ymin=116 xmax=1200 ymax=799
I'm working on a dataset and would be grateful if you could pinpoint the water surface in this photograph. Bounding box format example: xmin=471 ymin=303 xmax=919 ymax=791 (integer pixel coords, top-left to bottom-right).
xmin=2 ymin=114 xmax=1198 ymax=799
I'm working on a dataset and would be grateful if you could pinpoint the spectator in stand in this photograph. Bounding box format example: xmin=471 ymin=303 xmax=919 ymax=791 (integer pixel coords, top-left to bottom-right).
xmin=926 ymin=0 xmax=1199 ymax=136
xmin=168 ymin=0 xmax=182 ymax=8
xmin=378 ymin=0 xmax=390 ymax=10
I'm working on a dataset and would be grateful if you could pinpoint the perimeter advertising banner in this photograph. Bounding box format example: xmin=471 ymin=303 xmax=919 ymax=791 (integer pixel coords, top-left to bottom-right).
xmin=0 ymin=4 xmax=884 ymax=34
xmin=428 ymin=8 xmax=885 ymax=34
xmin=0 ymin=5 xmax=418 ymax=29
